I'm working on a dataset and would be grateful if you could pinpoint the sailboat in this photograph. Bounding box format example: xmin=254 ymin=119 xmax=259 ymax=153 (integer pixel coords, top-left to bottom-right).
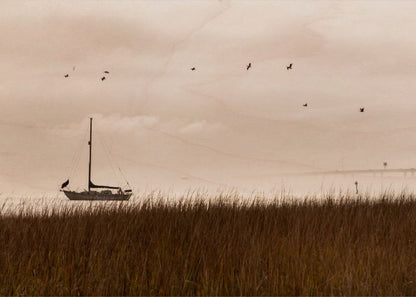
xmin=60 ymin=118 xmax=132 ymax=201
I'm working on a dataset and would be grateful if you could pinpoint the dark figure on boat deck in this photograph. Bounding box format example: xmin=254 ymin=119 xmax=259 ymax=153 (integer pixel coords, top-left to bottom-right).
xmin=61 ymin=179 xmax=69 ymax=189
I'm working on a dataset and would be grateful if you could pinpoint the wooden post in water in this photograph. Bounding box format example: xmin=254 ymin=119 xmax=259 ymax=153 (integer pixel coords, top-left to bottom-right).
xmin=88 ymin=118 xmax=92 ymax=192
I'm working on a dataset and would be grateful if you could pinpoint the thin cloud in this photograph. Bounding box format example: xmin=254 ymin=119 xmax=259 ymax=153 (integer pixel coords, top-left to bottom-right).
xmin=179 ymin=120 xmax=223 ymax=135
xmin=49 ymin=114 xmax=159 ymax=137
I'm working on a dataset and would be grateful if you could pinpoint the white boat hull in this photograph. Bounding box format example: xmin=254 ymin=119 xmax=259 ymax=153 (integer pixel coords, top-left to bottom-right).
xmin=63 ymin=190 xmax=132 ymax=201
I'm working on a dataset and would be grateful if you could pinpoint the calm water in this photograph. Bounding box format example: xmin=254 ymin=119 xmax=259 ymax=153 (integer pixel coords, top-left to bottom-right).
xmin=1 ymin=173 xmax=416 ymax=214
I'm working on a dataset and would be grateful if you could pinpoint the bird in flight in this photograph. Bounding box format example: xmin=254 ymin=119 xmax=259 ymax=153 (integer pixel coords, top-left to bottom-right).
xmin=303 ymin=103 xmax=308 ymax=107
xmin=191 ymin=67 xmax=196 ymax=71
xmin=104 ymin=71 xmax=109 ymax=74
xmin=246 ymin=63 xmax=251 ymax=70
xmin=360 ymin=107 xmax=365 ymax=112
xmin=287 ymin=63 xmax=293 ymax=70
xmin=64 ymin=74 xmax=69 ymax=78
xmin=101 ymin=76 xmax=106 ymax=81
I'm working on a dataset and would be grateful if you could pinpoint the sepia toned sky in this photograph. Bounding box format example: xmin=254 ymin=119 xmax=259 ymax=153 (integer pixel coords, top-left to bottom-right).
xmin=1 ymin=0 xmax=416 ymax=196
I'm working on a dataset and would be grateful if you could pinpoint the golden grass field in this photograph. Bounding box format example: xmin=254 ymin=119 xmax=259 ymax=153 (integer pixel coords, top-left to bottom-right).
xmin=1 ymin=192 xmax=416 ymax=295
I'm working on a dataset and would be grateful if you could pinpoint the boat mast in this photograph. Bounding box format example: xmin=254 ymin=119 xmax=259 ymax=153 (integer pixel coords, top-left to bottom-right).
xmin=88 ymin=117 xmax=92 ymax=192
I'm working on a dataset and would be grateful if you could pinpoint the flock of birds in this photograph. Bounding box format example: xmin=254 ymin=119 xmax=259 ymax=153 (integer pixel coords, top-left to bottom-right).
xmin=64 ymin=62 xmax=366 ymax=113
xmin=64 ymin=69 xmax=110 ymax=81
xmin=190 ymin=61 xmax=365 ymax=112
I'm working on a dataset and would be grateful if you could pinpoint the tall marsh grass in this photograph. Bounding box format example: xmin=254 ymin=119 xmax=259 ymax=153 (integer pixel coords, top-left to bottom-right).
xmin=1 ymin=192 xmax=416 ymax=295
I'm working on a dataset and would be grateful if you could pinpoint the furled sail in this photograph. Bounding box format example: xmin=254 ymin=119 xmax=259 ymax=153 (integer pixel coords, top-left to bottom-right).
xmin=89 ymin=180 xmax=120 ymax=190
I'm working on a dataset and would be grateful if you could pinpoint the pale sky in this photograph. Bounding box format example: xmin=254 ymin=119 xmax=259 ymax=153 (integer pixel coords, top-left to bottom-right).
xmin=1 ymin=0 xmax=416 ymax=196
